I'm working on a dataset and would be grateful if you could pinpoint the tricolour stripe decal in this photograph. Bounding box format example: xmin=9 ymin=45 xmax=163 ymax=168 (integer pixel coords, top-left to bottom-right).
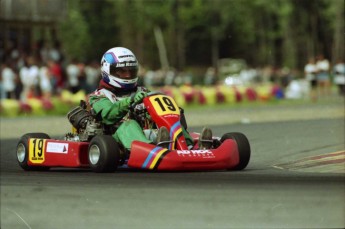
xmin=149 ymin=148 xmax=170 ymax=170
xmin=142 ymin=147 xmax=169 ymax=170
xmin=169 ymin=122 xmax=183 ymax=150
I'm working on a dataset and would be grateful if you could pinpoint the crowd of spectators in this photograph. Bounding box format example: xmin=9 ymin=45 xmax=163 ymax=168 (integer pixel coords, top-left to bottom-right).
xmin=1 ymin=40 xmax=344 ymax=103
xmin=0 ymin=40 xmax=101 ymax=102
xmin=304 ymin=54 xmax=345 ymax=100
xmin=0 ymin=40 xmax=200 ymax=102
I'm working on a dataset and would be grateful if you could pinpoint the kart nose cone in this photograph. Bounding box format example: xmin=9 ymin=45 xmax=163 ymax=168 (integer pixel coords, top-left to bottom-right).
xmin=17 ymin=143 xmax=26 ymax=163
xmin=89 ymin=145 xmax=101 ymax=164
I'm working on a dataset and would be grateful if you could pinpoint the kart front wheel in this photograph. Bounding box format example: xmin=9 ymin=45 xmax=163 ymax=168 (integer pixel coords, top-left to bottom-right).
xmin=16 ymin=133 xmax=51 ymax=171
xmin=88 ymin=135 xmax=120 ymax=173
xmin=221 ymin=132 xmax=251 ymax=170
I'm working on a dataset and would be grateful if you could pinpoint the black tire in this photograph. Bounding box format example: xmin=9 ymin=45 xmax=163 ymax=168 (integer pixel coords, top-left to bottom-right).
xmin=221 ymin=132 xmax=251 ymax=170
xmin=88 ymin=135 xmax=120 ymax=173
xmin=16 ymin=133 xmax=51 ymax=171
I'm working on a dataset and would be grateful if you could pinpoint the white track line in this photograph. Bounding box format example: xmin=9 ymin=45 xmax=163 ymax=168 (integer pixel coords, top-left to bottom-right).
xmin=6 ymin=208 xmax=32 ymax=229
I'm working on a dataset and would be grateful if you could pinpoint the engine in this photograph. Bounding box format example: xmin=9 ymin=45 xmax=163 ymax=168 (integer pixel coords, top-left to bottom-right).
xmin=66 ymin=106 xmax=103 ymax=141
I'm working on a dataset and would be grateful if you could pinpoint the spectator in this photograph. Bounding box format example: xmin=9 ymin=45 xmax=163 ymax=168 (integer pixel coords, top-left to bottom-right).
xmin=1 ymin=60 xmax=17 ymax=99
xmin=304 ymin=57 xmax=318 ymax=101
xmin=0 ymin=77 xmax=4 ymax=99
xmin=333 ymin=59 xmax=345 ymax=96
xmin=164 ymin=68 xmax=176 ymax=86
xmin=315 ymin=54 xmax=330 ymax=97
xmin=77 ymin=61 xmax=88 ymax=92
xmin=47 ymin=59 xmax=64 ymax=95
xmin=39 ymin=61 xmax=52 ymax=99
xmin=41 ymin=41 xmax=62 ymax=63
xmin=204 ymin=67 xmax=216 ymax=85
xmin=144 ymin=69 xmax=155 ymax=87
xmin=40 ymin=42 xmax=50 ymax=63
xmin=84 ymin=60 xmax=101 ymax=93
xmin=49 ymin=41 xmax=62 ymax=62
xmin=280 ymin=67 xmax=293 ymax=89
xmin=66 ymin=58 xmax=81 ymax=94
xmin=137 ymin=64 xmax=147 ymax=86
xmin=20 ymin=56 xmax=39 ymax=101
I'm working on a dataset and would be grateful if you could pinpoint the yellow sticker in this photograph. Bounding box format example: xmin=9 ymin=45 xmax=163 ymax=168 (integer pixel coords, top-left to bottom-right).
xmin=29 ymin=138 xmax=46 ymax=164
xmin=149 ymin=95 xmax=180 ymax=116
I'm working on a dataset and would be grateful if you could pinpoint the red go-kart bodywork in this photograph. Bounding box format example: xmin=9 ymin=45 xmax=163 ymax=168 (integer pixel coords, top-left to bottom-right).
xmin=16 ymin=93 xmax=250 ymax=172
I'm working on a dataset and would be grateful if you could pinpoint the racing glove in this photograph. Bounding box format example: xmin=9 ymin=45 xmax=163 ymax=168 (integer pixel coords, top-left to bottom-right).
xmin=114 ymin=91 xmax=145 ymax=109
xmin=132 ymin=91 xmax=147 ymax=104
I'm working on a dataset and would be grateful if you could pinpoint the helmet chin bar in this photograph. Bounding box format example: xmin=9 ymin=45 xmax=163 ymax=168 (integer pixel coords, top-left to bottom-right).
xmin=108 ymin=76 xmax=138 ymax=89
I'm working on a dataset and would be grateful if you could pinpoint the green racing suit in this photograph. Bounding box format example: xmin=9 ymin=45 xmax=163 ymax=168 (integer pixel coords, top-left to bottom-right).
xmin=88 ymin=87 xmax=193 ymax=150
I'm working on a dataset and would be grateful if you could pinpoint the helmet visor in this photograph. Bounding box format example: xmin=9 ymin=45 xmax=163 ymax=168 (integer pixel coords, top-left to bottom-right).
xmin=110 ymin=63 xmax=138 ymax=80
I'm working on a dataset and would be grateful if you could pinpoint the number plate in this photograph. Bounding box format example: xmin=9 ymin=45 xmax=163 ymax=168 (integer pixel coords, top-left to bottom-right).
xmin=149 ymin=95 xmax=180 ymax=116
xmin=29 ymin=138 xmax=47 ymax=164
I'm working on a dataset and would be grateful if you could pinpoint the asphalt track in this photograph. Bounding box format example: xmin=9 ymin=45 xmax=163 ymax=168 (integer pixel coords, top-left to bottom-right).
xmin=1 ymin=113 xmax=345 ymax=229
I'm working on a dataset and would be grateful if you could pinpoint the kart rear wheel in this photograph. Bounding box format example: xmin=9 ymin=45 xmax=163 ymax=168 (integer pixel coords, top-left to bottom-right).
xmin=221 ymin=132 xmax=250 ymax=170
xmin=88 ymin=135 xmax=120 ymax=173
xmin=16 ymin=133 xmax=51 ymax=171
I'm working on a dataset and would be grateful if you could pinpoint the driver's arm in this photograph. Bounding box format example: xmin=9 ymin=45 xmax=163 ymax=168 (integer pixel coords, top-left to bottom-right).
xmin=89 ymin=96 xmax=131 ymax=125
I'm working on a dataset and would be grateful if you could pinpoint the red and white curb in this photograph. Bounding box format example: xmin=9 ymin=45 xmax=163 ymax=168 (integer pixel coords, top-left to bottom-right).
xmin=273 ymin=151 xmax=345 ymax=173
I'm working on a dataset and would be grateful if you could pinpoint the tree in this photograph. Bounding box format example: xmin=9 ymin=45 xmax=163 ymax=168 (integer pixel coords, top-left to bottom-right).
xmin=57 ymin=0 xmax=344 ymax=72
xmin=59 ymin=0 xmax=91 ymax=60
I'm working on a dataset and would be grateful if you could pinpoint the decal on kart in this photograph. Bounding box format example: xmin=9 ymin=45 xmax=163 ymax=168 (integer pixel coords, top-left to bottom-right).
xmin=29 ymin=138 xmax=47 ymax=164
xmin=169 ymin=121 xmax=183 ymax=150
xmin=177 ymin=150 xmax=215 ymax=159
xmin=46 ymin=142 xmax=69 ymax=154
xmin=142 ymin=146 xmax=170 ymax=170
xmin=149 ymin=95 xmax=179 ymax=116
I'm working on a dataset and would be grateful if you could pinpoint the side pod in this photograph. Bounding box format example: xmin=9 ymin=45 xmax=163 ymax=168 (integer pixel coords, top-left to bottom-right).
xmin=127 ymin=139 xmax=240 ymax=171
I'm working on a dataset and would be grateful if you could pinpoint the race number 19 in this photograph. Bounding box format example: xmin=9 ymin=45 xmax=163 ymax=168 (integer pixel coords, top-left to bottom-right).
xmin=150 ymin=95 xmax=180 ymax=116
xmin=29 ymin=138 xmax=46 ymax=164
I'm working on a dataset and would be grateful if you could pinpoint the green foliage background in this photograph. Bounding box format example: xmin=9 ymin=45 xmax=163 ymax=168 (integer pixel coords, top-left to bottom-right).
xmin=58 ymin=0 xmax=344 ymax=71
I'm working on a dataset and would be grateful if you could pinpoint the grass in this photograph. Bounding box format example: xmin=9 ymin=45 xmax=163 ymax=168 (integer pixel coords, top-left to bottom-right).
xmin=183 ymin=95 xmax=344 ymax=112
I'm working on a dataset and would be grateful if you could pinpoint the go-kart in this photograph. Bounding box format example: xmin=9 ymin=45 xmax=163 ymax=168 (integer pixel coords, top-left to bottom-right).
xmin=16 ymin=92 xmax=250 ymax=172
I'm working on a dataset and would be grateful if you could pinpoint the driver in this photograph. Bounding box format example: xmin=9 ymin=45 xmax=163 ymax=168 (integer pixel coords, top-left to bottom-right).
xmin=88 ymin=47 xmax=212 ymax=151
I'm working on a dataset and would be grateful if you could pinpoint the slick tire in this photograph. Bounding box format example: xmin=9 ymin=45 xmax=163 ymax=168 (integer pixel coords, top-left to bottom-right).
xmin=88 ymin=135 xmax=120 ymax=173
xmin=16 ymin=133 xmax=51 ymax=171
xmin=221 ymin=132 xmax=251 ymax=170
